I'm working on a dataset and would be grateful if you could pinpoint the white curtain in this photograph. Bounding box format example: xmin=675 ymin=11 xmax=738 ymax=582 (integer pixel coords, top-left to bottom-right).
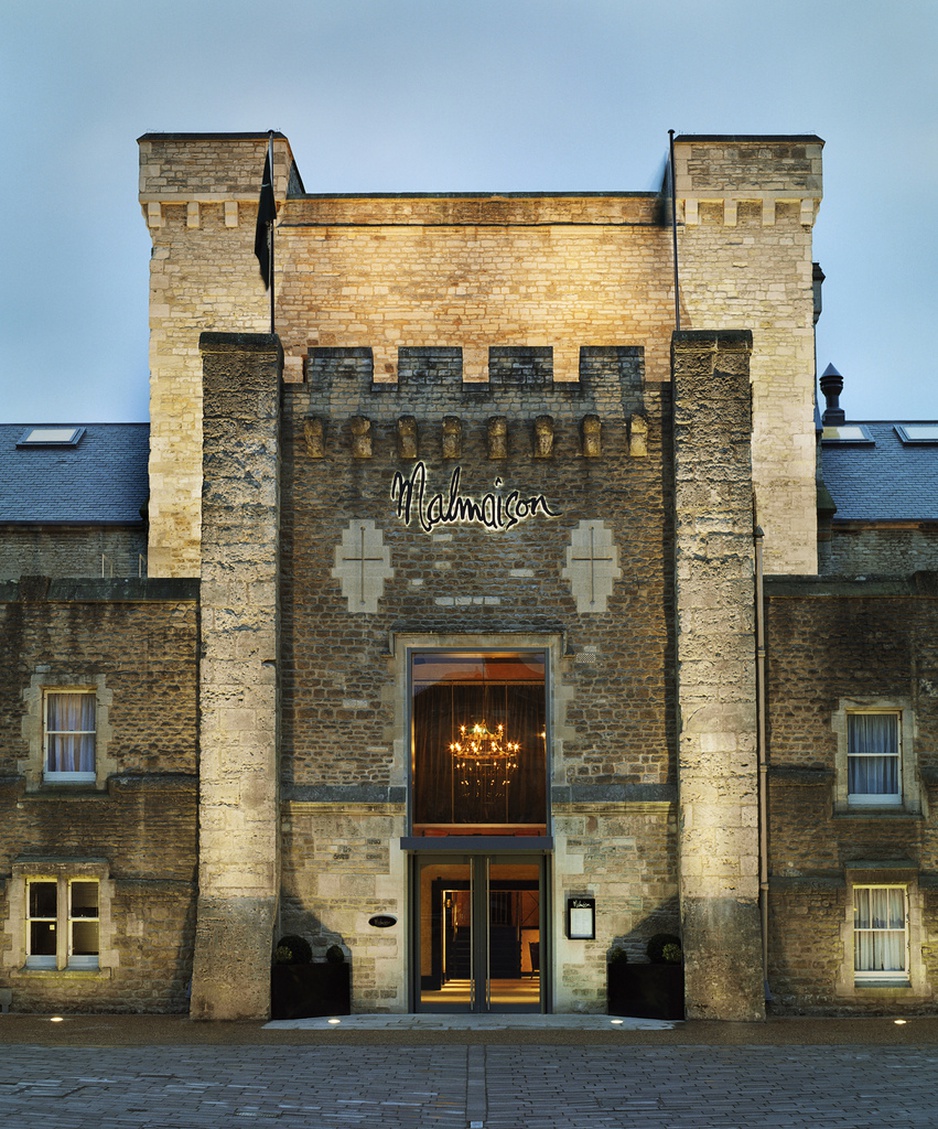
xmin=855 ymin=887 xmax=906 ymax=972
xmin=848 ymin=714 xmax=898 ymax=796
xmin=47 ymin=693 xmax=95 ymax=773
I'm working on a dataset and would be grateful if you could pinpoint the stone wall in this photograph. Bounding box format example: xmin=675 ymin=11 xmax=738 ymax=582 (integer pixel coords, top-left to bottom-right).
xmin=140 ymin=133 xmax=823 ymax=581
xmin=671 ymin=330 xmax=764 ymax=1021
xmin=673 ymin=136 xmax=823 ymax=575
xmin=189 ymin=334 xmax=282 ymax=1020
xmin=0 ymin=526 xmax=147 ymax=582
xmin=278 ymin=350 xmax=679 ymax=1012
xmin=0 ymin=579 xmax=198 ymax=1013
xmin=823 ymin=527 xmax=938 ymax=576
xmin=765 ymin=574 xmax=938 ymax=1013
xmin=139 ymin=133 xmax=294 ymax=579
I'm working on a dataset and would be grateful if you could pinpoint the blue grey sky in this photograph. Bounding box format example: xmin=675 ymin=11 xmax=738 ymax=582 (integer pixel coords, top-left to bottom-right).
xmin=1 ymin=0 xmax=935 ymax=424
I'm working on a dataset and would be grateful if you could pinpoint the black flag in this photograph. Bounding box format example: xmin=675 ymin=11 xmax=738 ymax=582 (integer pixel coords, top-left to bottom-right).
xmin=254 ymin=147 xmax=276 ymax=290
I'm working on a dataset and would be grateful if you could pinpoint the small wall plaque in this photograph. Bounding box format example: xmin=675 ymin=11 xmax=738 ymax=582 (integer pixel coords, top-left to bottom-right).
xmin=566 ymin=897 xmax=596 ymax=940
xmin=368 ymin=914 xmax=398 ymax=929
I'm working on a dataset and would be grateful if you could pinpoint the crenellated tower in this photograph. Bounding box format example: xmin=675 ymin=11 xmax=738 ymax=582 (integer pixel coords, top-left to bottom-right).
xmin=672 ymin=135 xmax=824 ymax=573
xmin=138 ymin=132 xmax=295 ymax=577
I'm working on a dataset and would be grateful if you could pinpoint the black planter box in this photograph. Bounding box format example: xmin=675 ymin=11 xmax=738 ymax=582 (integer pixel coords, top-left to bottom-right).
xmin=607 ymin=962 xmax=684 ymax=1020
xmin=270 ymin=963 xmax=351 ymax=1020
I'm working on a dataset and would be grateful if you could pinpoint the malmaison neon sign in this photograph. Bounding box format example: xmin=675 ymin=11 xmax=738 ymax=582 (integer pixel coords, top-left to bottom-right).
xmin=391 ymin=462 xmax=561 ymax=533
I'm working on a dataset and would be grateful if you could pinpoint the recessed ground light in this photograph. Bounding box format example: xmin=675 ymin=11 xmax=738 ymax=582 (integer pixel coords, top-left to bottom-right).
xmin=894 ymin=1018 xmax=907 ymax=1025
xmin=50 ymin=1016 xmax=64 ymax=1023
xmin=610 ymin=1018 xmax=623 ymax=1025
xmin=327 ymin=1017 xmax=341 ymax=1025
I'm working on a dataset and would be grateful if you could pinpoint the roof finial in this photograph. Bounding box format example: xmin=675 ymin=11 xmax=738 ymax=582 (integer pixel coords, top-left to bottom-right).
xmin=820 ymin=363 xmax=845 ymax=425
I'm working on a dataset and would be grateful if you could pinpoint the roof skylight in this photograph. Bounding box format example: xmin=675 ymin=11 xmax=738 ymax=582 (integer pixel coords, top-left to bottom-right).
xmin=895 ymin=424 xmax=938 ymax=445
xmin=821 ymin=425 xmax=873 ymax=445
xmin=16 ymin=427 xmax=85 ymax=447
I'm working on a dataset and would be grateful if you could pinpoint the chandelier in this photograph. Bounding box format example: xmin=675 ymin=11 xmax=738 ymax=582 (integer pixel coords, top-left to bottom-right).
xmin=450 ymin=721 xmax=520 ymax=815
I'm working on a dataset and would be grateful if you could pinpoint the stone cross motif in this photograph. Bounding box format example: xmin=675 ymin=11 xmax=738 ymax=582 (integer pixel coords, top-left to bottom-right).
xmin=562 ymin=520 xmax=622 ymax=613
xmin=332 ymin=520 xmax=394 ymax=613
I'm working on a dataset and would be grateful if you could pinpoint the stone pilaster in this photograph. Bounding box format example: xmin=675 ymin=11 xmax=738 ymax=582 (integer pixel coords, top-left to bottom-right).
xmin=190 ymin=332 xmax=282 ymax=1020
xmin=672 ymin=330 xmax=763 ymax=1021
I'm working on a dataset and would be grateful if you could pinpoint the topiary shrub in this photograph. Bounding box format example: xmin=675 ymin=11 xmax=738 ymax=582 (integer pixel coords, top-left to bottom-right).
xmin=608 ymin=946 xmax=629 ymax=966
xmin=274 ymin=934 xmax=312 ymax=965
xmin=325 ymin=944 xmax=346 ymax=964
xmin=646 ymin=933 xmax=682 ymax=964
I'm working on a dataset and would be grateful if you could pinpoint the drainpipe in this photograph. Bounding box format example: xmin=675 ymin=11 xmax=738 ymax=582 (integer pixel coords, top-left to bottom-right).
xmin=754 ymin=526 xmax=770 ymax=999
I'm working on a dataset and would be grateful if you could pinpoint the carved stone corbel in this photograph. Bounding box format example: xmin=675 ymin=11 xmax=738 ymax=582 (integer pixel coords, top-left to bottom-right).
xmin=351 ymin=416 xmax=372 ymax=459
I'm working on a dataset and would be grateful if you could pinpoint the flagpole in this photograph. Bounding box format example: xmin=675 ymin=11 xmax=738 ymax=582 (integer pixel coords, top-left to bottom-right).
xmin=267 ymin=131 xmax=275 ymax=336
xmin=668 ymin=129 xmax=680 ymax=332
xmin=254 ymin=133 xmax=278 ymax=331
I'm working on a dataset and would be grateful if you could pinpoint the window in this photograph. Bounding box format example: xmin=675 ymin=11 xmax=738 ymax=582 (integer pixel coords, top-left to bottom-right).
xmin=854 ymin=885 xmax=908 ymax=982
xmin=410 ymin=650 xmax=547 ymax=835
xmin=44 ymin=690 xmax=96 ymax=782
xmin=820 ymin=424 xmax=873 ymax=444
xmin=832 ymin=699 xmax=917 ymax=814
xmin=16 ymin=426 xmax=85 ymax=447
xmin=895 ymin=424 xmax=938 ymax=445
xmin=847 ymin=712 xmax=901 ymax=806
xmin=26 ymin=878 xmax=100 ymax=970
xmin=26 ymin=881 xmax=57 ymax=969
xmin=20 ymin=674 xmax=113 ymax=791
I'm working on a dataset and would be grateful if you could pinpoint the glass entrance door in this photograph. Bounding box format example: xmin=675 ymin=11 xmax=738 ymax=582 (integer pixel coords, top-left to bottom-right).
xmin=415 ymin=854 xmax=545 ymax=1012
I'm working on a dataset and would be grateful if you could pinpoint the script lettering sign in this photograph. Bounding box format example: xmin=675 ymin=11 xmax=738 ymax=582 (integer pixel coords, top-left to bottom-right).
xmin=390 ymin=461 xmax=561 ymax=533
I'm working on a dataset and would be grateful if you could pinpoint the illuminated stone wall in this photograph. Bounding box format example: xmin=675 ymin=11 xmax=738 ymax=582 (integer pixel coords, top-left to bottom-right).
xmin=0 ymin=579 xmax=198 ymax=1013
xmin=278 ymin=353 xmax=679 ymax=1013
xmin=765 ymin=576 xmax=938 ymax=1014
xmin=134 ymin=132 xmax=826 ymax=1018
xmin=671 ymin=330 xmax=764 ymax=1021
xmin=139 ymin=132 xmax=822 ymax=580
xmin=138 ymin=133 xmax=294 ymax=579
xmin=189 ymin=334 xmax=282 ymax=1020
xmin=673 ymin=136 xmax=823 ymax=574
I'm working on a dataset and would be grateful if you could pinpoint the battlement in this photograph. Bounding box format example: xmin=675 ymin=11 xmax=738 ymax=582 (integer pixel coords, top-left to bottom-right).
xmin=673 ymin=135 xmax=824 ymax=226
xmin=140 ymin=130 xmax=823 ymax=577
xmin=282 ymin=192 xmax=658 ymax=227
xmin=138 ymin=132 xmax=297 ymax=230
xmin=297 ymin=345 xmax=645 ymax=422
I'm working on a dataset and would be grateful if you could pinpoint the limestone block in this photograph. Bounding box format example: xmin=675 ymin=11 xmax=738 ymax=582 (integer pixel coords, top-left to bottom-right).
xmin=462 ymin=345 xmax=489 ymax=382
xmin=562 ymin=520 xmax=622 ymax=614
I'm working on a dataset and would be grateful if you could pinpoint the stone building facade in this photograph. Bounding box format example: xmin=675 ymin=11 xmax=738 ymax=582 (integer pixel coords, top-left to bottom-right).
xmin=0 ymin=578 xmax=198 ymax=1012
xmin=2 ymin=131 xmax=936 ymax=1018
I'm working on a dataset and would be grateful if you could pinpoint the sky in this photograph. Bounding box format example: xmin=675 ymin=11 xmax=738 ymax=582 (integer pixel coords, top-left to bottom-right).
xmin=1 ymin=0 xmax=936 ymax=424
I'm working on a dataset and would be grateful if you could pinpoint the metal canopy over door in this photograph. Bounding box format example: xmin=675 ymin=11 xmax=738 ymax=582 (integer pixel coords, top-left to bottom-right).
xmin=414 ymin=853 xmax=546 ymax=1013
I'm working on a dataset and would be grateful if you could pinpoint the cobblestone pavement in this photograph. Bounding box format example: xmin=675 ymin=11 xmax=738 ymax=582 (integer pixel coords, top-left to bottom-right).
xmin=3 ymin=1040 xmax=938 ymax=1128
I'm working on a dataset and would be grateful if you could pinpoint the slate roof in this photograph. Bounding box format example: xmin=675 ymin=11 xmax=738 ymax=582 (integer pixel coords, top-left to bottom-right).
xmin=0 ymin=424 xmax=149 ymax=524
xmin=821 ymin=422 xmax=938 ymax=522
